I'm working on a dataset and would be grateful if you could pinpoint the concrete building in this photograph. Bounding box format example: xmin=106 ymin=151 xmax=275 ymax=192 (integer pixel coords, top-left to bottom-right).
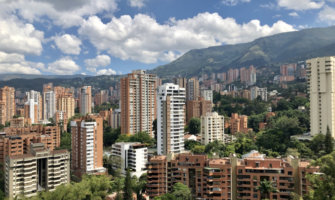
xmin=201 ymin=112 xmax=225 ymax=145
xmin=0 ymin=86 xmax=15 ymax=125
xmin=111 ymin=142 xmax=148 ymax=178
xmin=24 ymin=90 xmax=42 ymax=124
xmin=9 ymin=117 xmax=31 ymax=128
xmin=57 ymin=96 xmax=75 ymax=119
xmin=307 ymin=57 xmax=335 ymax=137
xmin=120 ymin=70 xmax=157 ymax=136
xmin=5 ymin=143 xmax=70 ymax=199
xmin=157 ymin=83 xmax=186 ymax=155
xmin=0 ymin=125 xmax=60 ymax=163
xmin=186 ymin=97 xmax=212 ymax=122
xmin=54 ymin=111 xmax=68 ymax=132
xmin=186 ymin=78 xmax=200 ymax=101
xmin=200 ymin=89 xmax=213 ymax=103
xmin=111 ymin=109 xmax=121 ymax=129
xmin=173 ymin=77 xmax=187 ymax=89
xmin=71 ymin=115 xmax=106 ymax=177
xmin=146 ymin=152 xmax=318 ymax=200
xmin=250 ymin=86 xmax=268 ymax=101
xmin=79 ymin=86 xmax=92 ymax=115
xmin=43 ymin=91 xmax=56 ymax=120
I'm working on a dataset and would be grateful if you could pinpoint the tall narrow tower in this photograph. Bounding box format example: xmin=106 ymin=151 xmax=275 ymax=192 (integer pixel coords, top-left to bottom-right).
xmin=157 ymin=83 xmax=186 ymax=155
xmin=79 ymin=86 xmax=92 ymax=115
xmin=307 ymin=56 xmax=335 ymax=137
xmin=120 ymin=70 xmax=156 ymax=135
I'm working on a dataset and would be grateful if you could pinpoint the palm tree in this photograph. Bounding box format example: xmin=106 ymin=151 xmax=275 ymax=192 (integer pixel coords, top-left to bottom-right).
xmin=256 ymin=179 xmax=278 ymax=200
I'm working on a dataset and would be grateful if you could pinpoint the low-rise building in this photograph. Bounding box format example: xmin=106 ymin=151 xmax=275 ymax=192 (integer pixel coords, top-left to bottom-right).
xmin=111 ymin=142 xmax=148 ymax=178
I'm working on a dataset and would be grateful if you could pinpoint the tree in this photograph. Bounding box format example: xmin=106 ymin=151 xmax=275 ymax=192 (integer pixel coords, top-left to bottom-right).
xmin=307 ymin=151 xmax=335 ymax=200
xmin=188 ymin=118 xmax=201 ymax=135
xmin=184 ymin=140 xmax=201 ymax=150
xmin=191 ymin=145 xmax=205 ymax=154
xmin=58 ymin=132 xmax=71 ymax=151
xmin=325 ymin=126 xmax=334 ymax=154
xmin=103 ymin=127 xmax=121 ymax=147
xmin=256 ymin=180 xmax=277 ymax=199
xmin=124 ymin=169 xmax=133 ymax=200
xmin=132 ymin=174 xmax=147 ymax=200
xmin=172 ymin=182 xmax=192 ymax=200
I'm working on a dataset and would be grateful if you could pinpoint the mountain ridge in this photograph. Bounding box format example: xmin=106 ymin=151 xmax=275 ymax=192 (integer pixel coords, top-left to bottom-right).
xmin=150 ymin=26 xmax=335 ymax=78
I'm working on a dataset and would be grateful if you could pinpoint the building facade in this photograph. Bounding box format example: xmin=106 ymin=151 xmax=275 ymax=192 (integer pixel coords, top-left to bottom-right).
xmin=186 ymin=78 xmax=200 ymax=101
xmin=250 ymin=87 xmax=268 ymax=101
xmin=111 ymin=142 xmax=148 ymax=178
xmin=79 ymin=86 xmax=92 ymax=115
xmin=120 ymin=70 xmax=157 ymax=135
xmin=71 ymin=115 xmax=105 ymax=177
xmin=201 ymin=112 xmax=225 ymax=145
xmin=5 ymin=143 xmax=70 ymax=199
xmin=24 ymin=90 xmax=42 ymax=124
xmin=43 ymin=91 xmax=56 ymax=120
xmin=307 ymin=56 xmax=335 ymax=137
xmin=186 ymin=97 xmax=212 ymax=122
xmin=57 ymin=96 xmax=75 ymax=119
xmin=157 ymin=83 xmax=186 ymax=155
xmin=200 ymin=89 xmax=213 ymax=103
xmin=146 ymin=151 xmax=318 ymax=200
xmin=0 ymin=86 xmax=15 ymax=125
xmin=0 ymin=125 xmax=60 ymax=163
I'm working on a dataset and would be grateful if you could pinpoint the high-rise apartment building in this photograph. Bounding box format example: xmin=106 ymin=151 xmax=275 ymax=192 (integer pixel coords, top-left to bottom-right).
xmin=307 ymin=56 xmax=335 ymax=137
xmin=0 ymin=86 xmax=15 ymax=125
xmin=186 ymin=78 xmax=200 ymax=101
xmin=230 ymin=113 xmax=249 ymax=134
xmin=157 ymin=83 xmax=186 ymax=155
xmin=24 ymin=90 xmax=42 ymax=124
xmin=111 ymin=142 xmax=148 ymax=178
xmin=79 ymin=86 xmax=92 ymax=115
xmin=57 ymin=96 xmax=75 ymax=119
xmin=200 ymin=89 xmax=213 ymax=103
xmin=186 ymin=97 xmax=212 ymax=122
xmin=201 ymin=112 xmax=225 ymax=145
xmin=0 ymin=125 xmax=60 ymax=163
xmin=43 ymin=91 xmax=56 ymax=120
xmin=173 ymin=77 xmax=187 ymax=89
xmin=120 ymin=70 xmax=157 ymax=135
xmin=71 ymin=115 xmax=105 ymax=177
xmin=94 ymin=90 xmax=109 ymax=106
xmin=5 ymin=143 xmax=70 ymax=199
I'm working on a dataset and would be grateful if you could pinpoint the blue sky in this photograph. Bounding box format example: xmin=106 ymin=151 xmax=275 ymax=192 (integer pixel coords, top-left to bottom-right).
xmin=0 ymin=0 xmax=334 ymax=76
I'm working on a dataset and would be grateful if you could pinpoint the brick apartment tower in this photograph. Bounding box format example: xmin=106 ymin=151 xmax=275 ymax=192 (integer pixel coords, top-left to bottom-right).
xmin=120 ymin=70 xmax=157 ymax=135
xmin=0 ymin=86 xmax=15 ymax=125
xmin=79 ymin=86 xmax=92 ymax=115
xmin=71 ymin=115 xmax=105 ymax=177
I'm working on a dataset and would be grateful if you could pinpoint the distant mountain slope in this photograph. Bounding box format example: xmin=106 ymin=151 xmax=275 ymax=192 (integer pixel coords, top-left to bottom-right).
xmin=151 ymin=26 xmax=335 ymax=78
xmin=0 ymin=75 xmax=121 ymax=92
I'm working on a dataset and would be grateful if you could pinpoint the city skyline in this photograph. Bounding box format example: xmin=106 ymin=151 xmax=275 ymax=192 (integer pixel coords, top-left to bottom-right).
xmin=1 ymin=0 xmax=335 ymax=76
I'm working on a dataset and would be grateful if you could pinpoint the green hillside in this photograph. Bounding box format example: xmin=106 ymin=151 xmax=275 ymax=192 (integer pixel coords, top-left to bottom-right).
xmin=151 ymin=26 xmax=335 ymax=78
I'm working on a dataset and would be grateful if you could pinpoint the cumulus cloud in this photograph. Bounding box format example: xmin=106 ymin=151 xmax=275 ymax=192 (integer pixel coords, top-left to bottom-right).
xmin=79 ymin=13 xmax=295 ymax=64
xmin=54 ymin=34 xmax=82 ymax=55
xmin=289 ymin=12 xmax=299 ymax=17
xmin=129 ymin=0 xmax=145 ymax=8
xmin=222 ymin=0 xmax=251 ymax=6
xmin=0 ymin=0 xmax=117 ymax=28
xmin=0 ymin=51 xmax=42 ymax=74
xmin=277 ymin=0 xmax=324 ymax=10
xmin=84 ymin=54 xmax=111 ymax=72
xmin=47 ymin=57 xmax=80 ymax=74
xmin=96 ymin=68 xmax=117 ymax=75
xmin=319 ymin=6 xmax=335 ymax=23
xmin=0 ymin=17 xmax=44 ymax=55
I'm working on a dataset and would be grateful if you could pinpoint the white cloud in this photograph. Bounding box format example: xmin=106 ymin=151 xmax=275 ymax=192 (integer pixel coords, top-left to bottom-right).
xmin=0 ymin=0 xmax=117 ymax=28
xmin=47 ymin=58 xmax=80 ymax=74
xmin=0 ymin=17 xmax=44 ymax=55
xmin=84 ymin=54 xmax=111 ymax=72
xmin=319 ymin=5 xmax=335 ymax=23
xmin=96 ymin=68 xmax=117 ymax=75
xmin=54 ymin=34 xmax=82 ymax=55
xmin=0 ymin=51 xmax=42 ymax=74
xmin=79 ymin=13 xmax=295 ymax=64
xmin=222 ymin=0 xmax=251 ymax=6
xmin=277 ymin=0 xmax=324 ymax=11
xmin=129 ymin=0 xmax=145 ymax=8
xmin=289 ymin=12 xmax=299 ymax=17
